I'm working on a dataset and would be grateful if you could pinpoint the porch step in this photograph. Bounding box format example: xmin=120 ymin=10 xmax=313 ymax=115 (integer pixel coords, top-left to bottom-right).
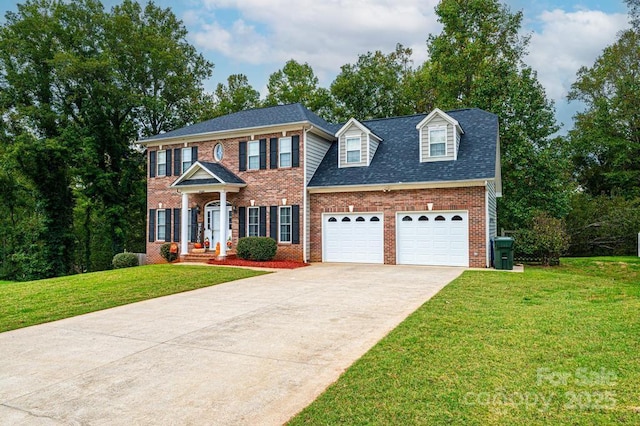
xmin=182 ymin=251 xmax=237 ymax=264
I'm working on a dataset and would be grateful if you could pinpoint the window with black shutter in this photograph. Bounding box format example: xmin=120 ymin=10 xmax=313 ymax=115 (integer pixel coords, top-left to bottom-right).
xmin=259 ymin=206 xmax=267 ymax=236
xmin=292 ymin=135 xmax=300 ymax=168
xmin=149 ymin=151 xmax=156 ymax=178
xmin=149 ymin=209 xmax=156 ymax=242
xmin=292 ymin=205 xmax=300 ymax=244
xmin=259 ymin=139 xmax=267 ymax=170
xmin=239 ymin=141 xmax=247 ymax=171
xmin=270 ymin=138 xmax=278 ymax=169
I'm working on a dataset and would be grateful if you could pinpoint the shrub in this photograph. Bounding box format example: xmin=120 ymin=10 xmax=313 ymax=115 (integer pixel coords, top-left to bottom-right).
xmin=160 ymin=243 xmax=178 ymax=263
xmin=112 ymin=252 xmax=139 ymax=269
xmin=513 ymin=212 xmax=569 ymax=266
xmin=236 ymin=237 xmax=277 ymax=261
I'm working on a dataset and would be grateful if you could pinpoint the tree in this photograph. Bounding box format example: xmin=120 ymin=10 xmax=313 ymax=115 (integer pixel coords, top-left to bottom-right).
xmin=419 ymin=0 xmax=571 ymax=229
xmin=264 ymin=60 xmax=332 ymax=119
xmin=212 ymin=74 xmax=261 ymax=117
xmin=567 ymin=29 xmax=640 ymax=197
xmin=330 ymin=44 xmax=415 ymax=122
xmin=0 ymin=0 xmax=213 ymax=278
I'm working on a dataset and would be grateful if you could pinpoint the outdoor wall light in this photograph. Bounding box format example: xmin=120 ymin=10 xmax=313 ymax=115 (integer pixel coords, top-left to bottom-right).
xmin=348 ymin=205 xmax=354 ymax=212
xmin=282 ymin=198 xmax=287 ymax=206
xmin=158 ymin=202 xmax=163 ymax=209
xmin=427 ymin=202 xmax=434 ymax=211
xmin=250 ymin=199 xmax=255 ymax=206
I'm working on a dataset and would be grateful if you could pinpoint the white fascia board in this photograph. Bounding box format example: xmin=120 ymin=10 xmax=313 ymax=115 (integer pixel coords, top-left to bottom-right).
xmin=174 ymin=183 xmax=245 ymax=194
xmin=140 ymin=121 xmax=334 ymax=147
xmin=308 ymin=179 xmax=490 ymax=194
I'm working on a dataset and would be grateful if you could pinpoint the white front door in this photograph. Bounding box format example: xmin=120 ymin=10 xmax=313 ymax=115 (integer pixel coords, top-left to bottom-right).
xmin=205 ymin=204 xmax=232 ymax=249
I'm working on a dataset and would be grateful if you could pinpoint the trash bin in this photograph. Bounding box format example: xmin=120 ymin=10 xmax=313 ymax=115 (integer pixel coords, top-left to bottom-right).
xmin=493 ymin=237 xmax=514 ymax=270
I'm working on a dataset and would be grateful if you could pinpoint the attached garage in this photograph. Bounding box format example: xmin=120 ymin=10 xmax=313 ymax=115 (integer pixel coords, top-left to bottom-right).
xmin=322 ymin=213 xmax=384 ymax=263
xmin=396 ymin=211 xmax=469 ymax=267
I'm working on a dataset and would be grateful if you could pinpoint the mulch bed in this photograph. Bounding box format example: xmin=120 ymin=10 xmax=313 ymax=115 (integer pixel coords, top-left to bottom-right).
xmin=207 ymin=258 xmax=309 ymax=269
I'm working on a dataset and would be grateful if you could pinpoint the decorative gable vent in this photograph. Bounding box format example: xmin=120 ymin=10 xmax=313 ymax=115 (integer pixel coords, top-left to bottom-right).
xmin=335 ymin=118 xmax=382 ymax=168
xmin=416 ymin=108 xmax=464 ymax=162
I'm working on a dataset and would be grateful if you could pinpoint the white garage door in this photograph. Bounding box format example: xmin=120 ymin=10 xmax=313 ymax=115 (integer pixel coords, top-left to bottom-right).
xmin=323 ymin=213 xmax=384 ymax=263
xmin=397 ymin=212 xmax=469 ymax=267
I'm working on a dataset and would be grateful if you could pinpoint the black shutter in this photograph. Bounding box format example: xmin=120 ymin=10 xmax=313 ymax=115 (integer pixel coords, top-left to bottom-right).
xmin=292 ymin=135 xmax=300 ymax=168
xmin=149 ymin=151 xmax=156 ymax=178
xmin=270 ymin=137 xmax=278 ymax=169
xmin=238 ymin=207 xmax=246 ymax=238
xmin=166 ymin=149 xmax=172 ymax=176
xmin=149 ymin=209 xmax=156 ymax=242
xmin=239 ymin=141 xmax=247 ymax=171
xmin=259 ymin=139 xmax=267 ymax=170
xmin=292 ymin=204 xmax=300 ymax=244
xmin=259 ymin=206 xmax=267 ymax=236
xmin=165 ymin=209 xmax=172 ymax=242
xmin=173 ymin=148 xmax=181 ymax=176
xmin=190 ymin=208 xmax=198 ymax=242
xmin=192 ymin=146 xmax=198 ymax=162
xmin=270 ymin=206 xmax=278 ymax=240
xmin=173 ymin=208 xmax=180 ymax=242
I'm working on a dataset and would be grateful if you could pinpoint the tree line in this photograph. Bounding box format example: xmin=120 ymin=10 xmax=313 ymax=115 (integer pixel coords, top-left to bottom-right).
xmin=0 ymin=0 xmax=638 ymax=280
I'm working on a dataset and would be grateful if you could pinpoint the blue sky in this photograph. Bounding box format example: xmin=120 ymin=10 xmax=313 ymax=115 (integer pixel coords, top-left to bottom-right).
xmin=0 ymin=1 xmax=631 ymax=132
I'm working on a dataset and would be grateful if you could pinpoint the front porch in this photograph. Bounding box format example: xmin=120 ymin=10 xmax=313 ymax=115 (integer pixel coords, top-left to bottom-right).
xmin=171 ymin=161 xmax=247 ymax=260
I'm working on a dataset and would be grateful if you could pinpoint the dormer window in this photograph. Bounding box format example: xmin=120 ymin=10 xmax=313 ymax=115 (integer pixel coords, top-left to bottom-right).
xmin=429 ymin=127 xmax=447 ymax=157
xmin=346 ymin=136 xmax=361 ymax=163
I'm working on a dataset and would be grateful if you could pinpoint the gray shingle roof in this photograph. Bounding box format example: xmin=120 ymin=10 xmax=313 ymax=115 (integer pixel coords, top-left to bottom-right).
xmin=143 ymin=103 xmax=337 ymax=142
xmin=174 ymin=161 xmax=245 ymax=186
xmin=308 ymin=108 xmax=498 ymax=187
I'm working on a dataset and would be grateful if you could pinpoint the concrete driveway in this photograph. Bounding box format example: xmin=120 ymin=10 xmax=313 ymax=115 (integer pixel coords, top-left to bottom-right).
xmin=0 ymin=263 xmax=463 ymax=425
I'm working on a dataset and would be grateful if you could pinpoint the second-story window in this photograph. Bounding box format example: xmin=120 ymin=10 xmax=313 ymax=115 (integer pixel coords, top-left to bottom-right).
xmin=279 ymin=137 xmax=292 ymax=168
xmin=248 ymin=141 xmax=259 ymax=170
xmin=181 ymin=147 xmax=192 ymax=173
xmin=346 ymin=137 xmax=361 ymax=163
xmin=157 ymin=150 xmax=167 ymax=176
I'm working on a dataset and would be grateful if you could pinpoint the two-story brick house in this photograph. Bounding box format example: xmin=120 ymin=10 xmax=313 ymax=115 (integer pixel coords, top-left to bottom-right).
xmin=141 ymin=103 xmax=501 ymax=268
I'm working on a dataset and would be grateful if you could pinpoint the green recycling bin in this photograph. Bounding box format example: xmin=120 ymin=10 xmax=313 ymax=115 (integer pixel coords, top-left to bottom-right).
xmin=493 ymin=237 xmax=514 ymax=270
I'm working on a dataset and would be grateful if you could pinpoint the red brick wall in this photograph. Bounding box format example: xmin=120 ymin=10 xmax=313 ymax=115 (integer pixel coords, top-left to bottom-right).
xmin=146 ymin=130 xmax=306 ymax=263
xmin=309 ymin=186 xmax=488 ymax=267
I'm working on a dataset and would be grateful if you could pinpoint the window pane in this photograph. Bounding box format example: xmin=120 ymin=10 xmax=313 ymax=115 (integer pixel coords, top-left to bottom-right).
xmin=248 ymin=141 xmax=259 ymax=155
xmin=430 ymin=143 xmax=446 ymax=156
xmin=430 ymin=128 xmax=446 ymax=143
xmin=248 ymin=207 xmax=259 ymax=237
xmin=279 ymin=137 xmax=291 ymax=153
xmin=248 ymin=141 xmax=259 ymax=170
xmin=280 ymin=207 xmax=291 ymax=242
xmin=346 ymin=137 xmax=361 ymax=163
xmin=182 ymin=148 xmax=192 ymax=173
xmin=157 ymin=210 xmax=166 ymax=240
xmin=157 ymin=151 xmax=166 ymax=176
xmin=280 ymin=152 xmax=291 ymax=167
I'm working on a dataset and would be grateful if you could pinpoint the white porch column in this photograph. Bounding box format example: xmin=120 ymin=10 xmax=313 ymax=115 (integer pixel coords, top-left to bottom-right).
xmin=218 ymin=190 xmax=227 ymax=258
xmin=181 ymin=192 xmax=189 ymax=255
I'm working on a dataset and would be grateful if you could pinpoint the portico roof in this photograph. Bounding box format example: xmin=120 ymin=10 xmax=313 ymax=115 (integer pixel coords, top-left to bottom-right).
xmin=171 ymin=161 xmax=246 ymax=193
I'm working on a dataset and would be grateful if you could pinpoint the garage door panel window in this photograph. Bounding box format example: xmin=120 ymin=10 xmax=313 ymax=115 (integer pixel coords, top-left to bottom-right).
xmin=328 ymin=217 xmax=337 ymax=222
xmin=419 ymin=215 xmax=429 ymax=221
xmin=370 ymin=217 xmax=380 ymax=222
xmin=452 ymin=215 xmax=463 ymax=221
xmin=402 ymin=216 xmax=413 ymax=221
xmin=342 ymin=217 xmax=351 ymax=222
xmin=356 ymin=216 xmax=365 ymax=222
xmin=435 ymin=215 xmax=446 ymax=221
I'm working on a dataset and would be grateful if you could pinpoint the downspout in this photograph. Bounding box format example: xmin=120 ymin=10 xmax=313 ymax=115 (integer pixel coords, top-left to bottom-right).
xmin=302 ymin=126 xmax=311 ymax=262
xmin=485 ymin=180 xmax=490 ymax=268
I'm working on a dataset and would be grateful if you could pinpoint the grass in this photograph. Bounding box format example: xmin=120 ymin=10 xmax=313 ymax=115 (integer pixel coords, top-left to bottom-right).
xmin=0 ymin=264 xmax=267 ymax=333
xmin=290 ymin=257 xmax=640 ymax=425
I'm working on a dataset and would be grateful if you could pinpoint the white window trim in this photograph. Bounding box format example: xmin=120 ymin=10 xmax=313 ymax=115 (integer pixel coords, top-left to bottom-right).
xmin=279 ymin=206 xmax=292 ymax=243
xmin=428 ymin=126 xmax=447 ymax=157
xmin=279 ymin=137 xmax=292 ymax=168
xmin=345 ymin=136 xmax=361 ymax=164
xmin=248 ymin=206 xmax=259 ymax=237
xmin=247 ymin=140 xmax=259 ymax=170
xmin=157 ymin=209 xmax=167 ymax=241
xmin=181 ymin=147 xmax=192 ymax=174
xmin=157 ymin=150 xmax=167 ymax=176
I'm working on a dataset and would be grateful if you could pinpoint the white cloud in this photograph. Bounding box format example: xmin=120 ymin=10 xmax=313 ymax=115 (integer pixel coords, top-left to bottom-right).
xmin=189 ymin=0 xmax=440 ymax=82
xmin=526 ymin=9 xmax=628 ymax=101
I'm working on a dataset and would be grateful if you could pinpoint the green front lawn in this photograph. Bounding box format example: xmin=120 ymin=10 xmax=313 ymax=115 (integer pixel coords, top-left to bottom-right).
xmin=290 ymin=257 xmax=640 ymax=425
xmin=0 ymin=265 xmax=267 ymax=333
